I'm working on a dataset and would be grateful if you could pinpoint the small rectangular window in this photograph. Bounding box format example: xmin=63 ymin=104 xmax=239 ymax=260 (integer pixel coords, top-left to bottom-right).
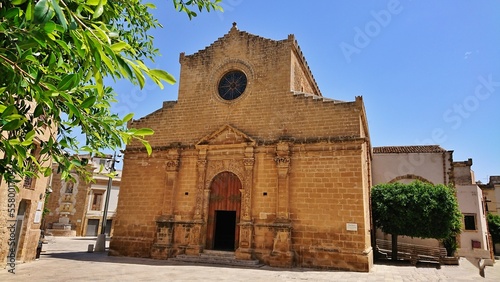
xmin=22 ymin=176 xmax=35 ymax=189
xmin=464 ymin=214 xmax=476 ymax=231
xmin=91 ymin=191 xmax=104 ymax=211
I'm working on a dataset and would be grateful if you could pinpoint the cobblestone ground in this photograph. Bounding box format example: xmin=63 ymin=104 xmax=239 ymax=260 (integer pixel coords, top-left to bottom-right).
xmin=1 ymin=236 xmax=499 ymax=281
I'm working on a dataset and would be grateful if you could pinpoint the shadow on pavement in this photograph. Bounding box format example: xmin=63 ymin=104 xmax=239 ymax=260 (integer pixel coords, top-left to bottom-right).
xmin=42 ymin=250 xmax=350 ymax=273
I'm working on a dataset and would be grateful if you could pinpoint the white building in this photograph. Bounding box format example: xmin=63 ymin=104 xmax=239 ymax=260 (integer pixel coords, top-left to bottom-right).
xmin=372 ymin=145 xmax=492 ymax=262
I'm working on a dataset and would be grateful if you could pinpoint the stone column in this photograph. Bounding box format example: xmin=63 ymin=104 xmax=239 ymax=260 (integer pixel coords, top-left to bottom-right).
xmin=164 ymin=149 xmax=180 ymax=215
xmin=194 ymin=148 xmax=207 ymax=220
xmin=151 ymin=149 xmax=180 ymax=259
xmin=275 ymin=142 xmax=291 ymax=219
xmin=269 ymin=141 xmax=294 ymax=267
xmin=185 ymin=147 xmax=207 ymax=255
xmin=236 ymin=146 xmax=255 ymax=260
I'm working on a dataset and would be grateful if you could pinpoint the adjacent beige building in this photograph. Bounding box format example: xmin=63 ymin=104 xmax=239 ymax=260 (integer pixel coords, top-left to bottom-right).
xmin=0 ymin=104 xmax=54 ymax=266
xmin=0 ymin=172 xmax=51 ymax=266
xmin=110 ymin=24 xmax=374 ymax=272
xmin=453 ymin=159 xmax=491 ymax=260
xmin=44 ymin=156 xmax=121 ymax=237
xmin=480 ymin=176 xmax=500 ymax=215
xmin=372 ymin=145 xmax=492 ymax=261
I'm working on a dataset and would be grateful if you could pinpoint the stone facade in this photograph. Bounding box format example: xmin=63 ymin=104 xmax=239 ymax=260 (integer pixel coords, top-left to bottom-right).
xmin=44 ymin=156 xmax=121 ymax=237
xmin=0 ymin=104 xmax=54 ymax=267
xmin=0 ymin=176 xmax=50 ymax=267
xmin=110 ymin=24 xmax=373 ymax=272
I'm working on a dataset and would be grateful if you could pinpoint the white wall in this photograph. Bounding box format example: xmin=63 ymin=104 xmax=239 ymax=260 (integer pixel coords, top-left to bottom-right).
xmin=372 ymin=152 xmax=449 ymax=185
xmin=372 ymin=152 xmax=450 ymax=248
xmin=456 ymin=184 xmax=490 ymax=259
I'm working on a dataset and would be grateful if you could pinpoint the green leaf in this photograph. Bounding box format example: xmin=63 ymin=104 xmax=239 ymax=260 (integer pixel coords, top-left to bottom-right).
xmin=57 ymin=73 xmax=79 ymax=91
xmin=44 ymin=167 xmax=52 ymax=177
xmin=65 ymin=102 xmax=81 ymax=119
xmin=141 ymin=140 xmax=152 ymax=156
xmin=134 ymin=128 xmax=154 ymax=136
xmin=5 ymin=8 xmax=21 ymax=19
xmin=86 ymin=0 xmax=101 ymax=5
xmin=21 ymin=140 xmax=33 ymax=146
xmin=34 ymin=0 xmax=55 ymax=24
xmin=81 ymin=95 xmax=97 ymax=108
xmin=116 ymin=56 xmax=133 ymax=79
xmin=50 ymin=0 xmax=68 ymax=30
xmin=149 ymin=69 xmax=176 ymax=85
xmin=43 ymin=21 xmax=56 ymax=33
xmin=110 ymin=42 xmax=129 ymax=53
xmin=3 ymin=119 xmax=24 ymax=131
xmin=26 ymin=130 xmax=36 ymax=141
xmin=69 ymin=20 xmax=78 ymax=30
xmin=26 ymin=1 xmax=34 ymax=21
xmin=12 ymin=0 xmax=28 ymax=5
xmin=122 ymin=113 xmax=134 ymax=123
xmin=92 ymin=0 xmax=104 ymax=19
xmin=1 ymin=105 xmax=17 ymax=118
xmin=9 ymin=139 xmax=21 ymax=145
xmin=94 ymin=70 xmax=103 ymax=96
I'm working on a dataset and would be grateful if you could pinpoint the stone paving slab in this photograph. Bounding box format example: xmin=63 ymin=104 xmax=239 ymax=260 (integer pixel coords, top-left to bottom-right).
xmin=1 ymin=236 xmax=499 ymax=281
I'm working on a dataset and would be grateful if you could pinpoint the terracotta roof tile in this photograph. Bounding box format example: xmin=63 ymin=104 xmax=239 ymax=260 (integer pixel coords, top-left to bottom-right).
xmin=373 ymin=145 xmax=447 ymax=154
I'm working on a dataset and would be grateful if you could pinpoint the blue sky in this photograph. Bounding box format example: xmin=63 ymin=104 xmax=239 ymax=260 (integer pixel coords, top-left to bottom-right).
xmin=109 ymin=0 xmax=499 ymax=183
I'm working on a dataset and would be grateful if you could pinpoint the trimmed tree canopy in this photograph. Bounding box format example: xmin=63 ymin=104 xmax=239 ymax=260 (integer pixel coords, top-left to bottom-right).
xmin=372 ymin=181 xmax=462 ymax=239
xmin=487 ymin=213 xmax=500 ymax=244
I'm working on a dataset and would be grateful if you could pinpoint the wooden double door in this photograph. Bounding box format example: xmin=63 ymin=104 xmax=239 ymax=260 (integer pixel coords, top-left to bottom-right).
xmin=206 ymin=172 xmax=242 ymax=251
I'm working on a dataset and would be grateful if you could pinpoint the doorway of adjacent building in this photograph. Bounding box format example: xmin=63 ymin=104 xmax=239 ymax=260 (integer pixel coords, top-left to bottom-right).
xmin=206 ymin=172 xmax=241 ymax=251
xmin=86 ymin=219 xmax=99 ymax=236
xmin=14 ymin=200 xmax=29 ymax=258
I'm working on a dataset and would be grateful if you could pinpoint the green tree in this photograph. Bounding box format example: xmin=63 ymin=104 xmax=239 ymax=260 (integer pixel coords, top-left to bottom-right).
xmin=0 ymin=0 xmax=222 ymax=186
xmin=487 ymin=213 xmax=500 ymax=252
xmin=371 ymin=181 xmax=462 ymax=260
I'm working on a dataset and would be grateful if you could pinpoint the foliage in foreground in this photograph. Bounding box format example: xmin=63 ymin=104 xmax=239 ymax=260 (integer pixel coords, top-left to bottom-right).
xmin=0 ymin=0 xmax=222 ymax=186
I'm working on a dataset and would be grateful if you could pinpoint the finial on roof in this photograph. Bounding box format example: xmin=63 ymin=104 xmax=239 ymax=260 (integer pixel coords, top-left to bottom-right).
xmin=230 ymin=22 xmax=238 ymax=34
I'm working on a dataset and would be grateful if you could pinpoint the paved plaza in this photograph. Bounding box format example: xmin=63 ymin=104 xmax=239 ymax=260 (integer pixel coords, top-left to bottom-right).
xmin=1 ymin=236 xmax=500 ymax=281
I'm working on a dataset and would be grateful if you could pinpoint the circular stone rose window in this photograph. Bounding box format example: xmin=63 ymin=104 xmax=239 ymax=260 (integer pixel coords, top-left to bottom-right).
xmin=217 ymin=70 xmax=247 ymax=101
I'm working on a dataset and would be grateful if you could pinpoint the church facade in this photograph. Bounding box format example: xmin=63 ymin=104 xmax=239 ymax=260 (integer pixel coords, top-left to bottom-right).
xmin=110 ymin=24 xmax=373 ymax=272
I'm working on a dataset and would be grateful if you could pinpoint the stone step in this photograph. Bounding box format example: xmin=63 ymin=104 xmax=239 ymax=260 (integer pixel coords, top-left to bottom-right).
xmin=171 ymin=252 xmax=262 ymax=268
xmin=201 ymin=250 xmax=235 ymax=258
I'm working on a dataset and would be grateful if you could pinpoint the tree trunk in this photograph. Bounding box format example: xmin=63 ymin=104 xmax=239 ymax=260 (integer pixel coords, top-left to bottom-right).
xmin=391 ymin=234 xmax=398 ymax=261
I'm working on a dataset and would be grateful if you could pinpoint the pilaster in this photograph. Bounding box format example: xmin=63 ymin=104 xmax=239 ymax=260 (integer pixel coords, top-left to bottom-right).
xmin=275 ymin=142 xmax=291 ymax=219
xmin=194 ymin=147 xmax=208 ymax=220
xmin=269 ymin=141 xmax=294 ymax=266
xmin=151 ymin=148 xmax=180 ymax=259
xmin=236 ymin=146 xmax=255 ymax=259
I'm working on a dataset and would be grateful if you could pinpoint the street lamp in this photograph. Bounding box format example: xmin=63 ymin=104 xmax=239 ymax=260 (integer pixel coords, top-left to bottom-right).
xmin=95 ymin=152 xmax=121 ymax=252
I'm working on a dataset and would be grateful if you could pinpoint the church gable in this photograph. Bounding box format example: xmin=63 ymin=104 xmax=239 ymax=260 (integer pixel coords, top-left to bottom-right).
xmin=289 ymin=39 xmax=322 ymax=96
xmin=197 ymin=124 xmax=255 ymax=146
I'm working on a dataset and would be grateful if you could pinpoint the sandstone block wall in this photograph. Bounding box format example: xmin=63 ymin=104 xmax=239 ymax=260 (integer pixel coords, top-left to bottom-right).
xmin=111 ymin=25 xmax=373 ymax=272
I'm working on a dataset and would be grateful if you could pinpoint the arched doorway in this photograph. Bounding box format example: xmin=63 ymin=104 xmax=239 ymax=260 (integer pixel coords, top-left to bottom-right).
xmin=206 ymin=171 xmax=241 ymax=251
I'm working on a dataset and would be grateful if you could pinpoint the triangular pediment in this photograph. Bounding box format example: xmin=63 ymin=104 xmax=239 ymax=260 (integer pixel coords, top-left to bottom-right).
xmin=196 ymin=125 xmax=255 ymax=146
